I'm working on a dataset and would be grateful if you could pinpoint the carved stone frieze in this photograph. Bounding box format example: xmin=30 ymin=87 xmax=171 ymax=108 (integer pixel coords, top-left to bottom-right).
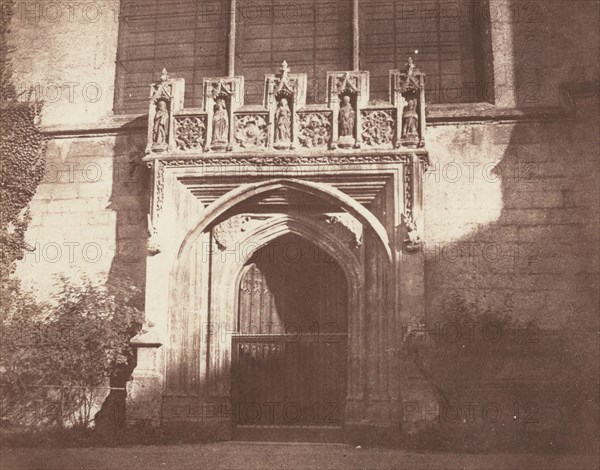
xmin=298 ymin=112 xmax=332 ymax=149
xmin=174 ymin=116 xmax=207 ymax=151
xmin=149 ymin=153 xmax=410 ymax=168
xmin=361 ymin=110 xmax=395 ymax=147
xmin=148 ymin=59 xmax=427 ymax=154
xmin=235 ymin=114 xmax=269 ymax=149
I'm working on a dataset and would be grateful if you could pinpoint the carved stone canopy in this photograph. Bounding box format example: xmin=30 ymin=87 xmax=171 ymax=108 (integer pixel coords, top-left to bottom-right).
xmin=210 ymin=78 xmax=235 ymax=99
xmin=274 ymin=60 xmax=296 ymax=99
xmin=150 ymin=68 xmax=173 ymax=101
xmin=395 ymin=57 xmax=423 ymax=95
xmin=336 ymin=72 xmax=360 ymax=96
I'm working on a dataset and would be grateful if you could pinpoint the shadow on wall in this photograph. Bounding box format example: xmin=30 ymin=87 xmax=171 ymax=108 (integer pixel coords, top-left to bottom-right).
xmin=95 ymin=118 xmax=150 ymax=429
xmin=417 ymin=86 xmax=599 ymax=452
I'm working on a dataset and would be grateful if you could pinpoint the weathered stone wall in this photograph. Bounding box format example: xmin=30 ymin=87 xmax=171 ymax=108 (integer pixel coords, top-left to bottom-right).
xmin=17 ymin=130 xmax=149 ymax=297
xmin=7 ymin=0 xmax=120 ymax=126
xmin=425 ymin=114 xmax=599 ymax=330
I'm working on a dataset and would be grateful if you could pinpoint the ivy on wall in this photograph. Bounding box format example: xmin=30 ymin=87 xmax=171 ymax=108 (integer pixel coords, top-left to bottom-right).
xmin=0 ymin=0 xmax=47 ymax=284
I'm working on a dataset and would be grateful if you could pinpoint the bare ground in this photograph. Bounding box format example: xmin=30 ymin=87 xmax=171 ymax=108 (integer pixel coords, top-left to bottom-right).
xmin=1 ymin=442 xmax=598 ymax=470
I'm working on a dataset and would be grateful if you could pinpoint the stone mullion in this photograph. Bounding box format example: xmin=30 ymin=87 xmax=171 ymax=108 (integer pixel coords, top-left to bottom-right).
xmin=227 ymin=0 xmax=236 ymax=77
xmin=353 ymin=0 xmax=360 ymax=71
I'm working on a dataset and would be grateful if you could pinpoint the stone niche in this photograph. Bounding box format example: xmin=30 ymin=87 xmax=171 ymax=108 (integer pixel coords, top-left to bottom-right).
xmin=129 ymin=60 xmax=433 ymax=439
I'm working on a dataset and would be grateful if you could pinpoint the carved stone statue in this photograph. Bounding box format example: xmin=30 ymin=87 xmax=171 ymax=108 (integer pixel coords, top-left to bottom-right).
xmin=274 ymin=98 xmax=292 ymax=148
xmin=403 ymin=213 xmax=421 ymax=252
xmin=402 ymin=98 xmax=419 ymax=145
xmin=212 ymin=99 xmax=229 ymax=150
xmin=338 ymin=95 xmax=355 ymax=148
xmin=152 ymin=100 xmax=169 ymax=147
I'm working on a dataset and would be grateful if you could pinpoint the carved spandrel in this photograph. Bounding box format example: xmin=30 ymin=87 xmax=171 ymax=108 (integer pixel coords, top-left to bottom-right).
xmin=322 ymin=213 xmax=363 ymax=249
xmin=212 ymin=215 xmax=273 ymax=250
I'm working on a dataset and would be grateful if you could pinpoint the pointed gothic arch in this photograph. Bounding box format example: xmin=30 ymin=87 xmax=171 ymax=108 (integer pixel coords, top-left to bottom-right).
xmin=176 ymin=178 xmax=393 ymax=263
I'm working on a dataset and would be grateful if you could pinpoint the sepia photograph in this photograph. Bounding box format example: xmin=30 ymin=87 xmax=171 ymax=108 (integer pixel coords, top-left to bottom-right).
xmin=0 ymin=0 xmax=598 ymax=468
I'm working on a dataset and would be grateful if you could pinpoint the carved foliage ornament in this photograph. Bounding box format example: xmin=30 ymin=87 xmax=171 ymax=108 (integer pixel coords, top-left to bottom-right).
xmin=324 ymin=213 xmax=363 ymax=249
xmin=361 ymin=110 xmax=395 ymax=147
xmin=150 ymin=154 xmax=410 ymax=171
xmin=298 ymin=112 xmax=332 ymax=148
xmin=175 ymin=116 xmax=206 ymax=151
xmin=213 ymin=215 xmax=272 ymax=250
xmin=235 ymin=114 xmax=268 ymax=149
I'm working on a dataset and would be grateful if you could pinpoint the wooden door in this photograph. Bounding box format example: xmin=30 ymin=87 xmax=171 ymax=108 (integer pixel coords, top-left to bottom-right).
xmin=231 ymin=235 xmax=348 ymax=429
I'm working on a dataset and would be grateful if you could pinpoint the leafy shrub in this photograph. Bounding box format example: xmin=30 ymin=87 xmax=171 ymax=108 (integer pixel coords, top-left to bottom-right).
xmin=1 ymin=277 xmax=144 ymax=429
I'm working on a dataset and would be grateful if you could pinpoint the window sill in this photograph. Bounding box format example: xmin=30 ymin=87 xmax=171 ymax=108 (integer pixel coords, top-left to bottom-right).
xmin=427 ymin=102 xmax=567 ymax=125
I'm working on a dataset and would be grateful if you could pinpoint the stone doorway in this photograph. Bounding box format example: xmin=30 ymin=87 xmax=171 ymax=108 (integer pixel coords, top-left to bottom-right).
xmin=131 ymin=170 xmax=430 ymax=435
xmin=231 ymin=234 xmax=348 ymax=437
